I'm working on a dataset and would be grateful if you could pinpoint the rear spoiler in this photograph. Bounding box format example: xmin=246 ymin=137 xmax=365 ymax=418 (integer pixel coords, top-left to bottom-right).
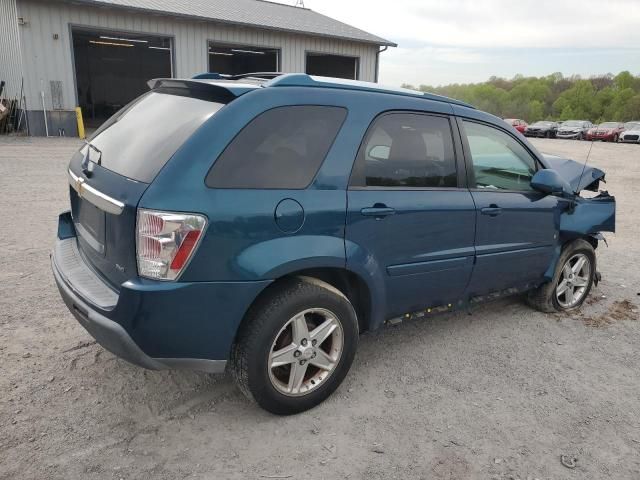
xmin=147 ymin=78 xmax=260 ymax=102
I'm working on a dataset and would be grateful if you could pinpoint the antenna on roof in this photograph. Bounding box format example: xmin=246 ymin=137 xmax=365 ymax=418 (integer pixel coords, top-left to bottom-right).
xmin=295 ymin=0 xmax=306 ymax=7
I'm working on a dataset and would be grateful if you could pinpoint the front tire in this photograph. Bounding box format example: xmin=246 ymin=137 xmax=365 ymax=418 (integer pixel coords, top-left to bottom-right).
xmin=527 ymin=239 xmax=596 ymax=313
xmin=231 ymin=277 xmax=359 ymax=415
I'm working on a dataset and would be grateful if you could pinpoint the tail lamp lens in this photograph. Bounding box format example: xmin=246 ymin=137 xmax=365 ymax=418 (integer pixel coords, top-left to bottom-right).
xmin=136 ymin=209 xmax=207 ymax=280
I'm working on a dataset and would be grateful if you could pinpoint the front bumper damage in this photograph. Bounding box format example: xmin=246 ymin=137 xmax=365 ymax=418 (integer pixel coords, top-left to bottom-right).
xmin=540 ymin=154 xmax=615 ymax=280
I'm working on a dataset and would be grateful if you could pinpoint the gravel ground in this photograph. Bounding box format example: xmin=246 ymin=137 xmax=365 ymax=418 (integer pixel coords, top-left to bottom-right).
xmin=1 ymin=136 xmax=639 ymax=480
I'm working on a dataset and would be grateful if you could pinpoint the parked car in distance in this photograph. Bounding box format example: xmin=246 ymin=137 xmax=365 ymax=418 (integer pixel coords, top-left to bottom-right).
xmin=586 ymin=122 xmax=625 ymax=142
xmin=51 ymin=73 xmax=616 ymax=414
xmin=556 ymin=120 xmax=593 ymax=140
xmin=524 ymin=121 xmax=558 ymax=138
xmin=620 ymin=121 xmax=640 ymax=144
xmin=504 ymin=118 xmax=528 ymax=133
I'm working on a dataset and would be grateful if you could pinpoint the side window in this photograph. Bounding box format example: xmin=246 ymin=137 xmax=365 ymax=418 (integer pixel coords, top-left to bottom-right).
xmin=462 ymin=120 xmax=537 ymax=191
xmin=354 ymin=113 xmax=457 ymax=188
xmin=206 ymin=106 xmax=347 ymax=189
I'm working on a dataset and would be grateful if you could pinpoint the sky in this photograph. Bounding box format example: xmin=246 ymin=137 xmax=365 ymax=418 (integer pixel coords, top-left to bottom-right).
xmin=276 ymin=0 xmax=640 ymax=87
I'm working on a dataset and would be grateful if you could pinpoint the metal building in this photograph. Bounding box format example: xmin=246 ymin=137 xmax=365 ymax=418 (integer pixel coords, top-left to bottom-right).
xmin=0 ymin=0 xmax=395 ymax=136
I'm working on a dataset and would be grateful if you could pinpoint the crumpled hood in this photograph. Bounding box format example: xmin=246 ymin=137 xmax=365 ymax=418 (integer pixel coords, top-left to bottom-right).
xmin=542 ymin=154 xmax=606 ymax=192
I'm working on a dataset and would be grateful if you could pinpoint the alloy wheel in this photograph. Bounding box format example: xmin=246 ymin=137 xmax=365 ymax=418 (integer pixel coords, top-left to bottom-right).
xmin=268 ymin=308 xmax=344 ymax=397
xmin=556 ymin=253 xmax=591 ymax=308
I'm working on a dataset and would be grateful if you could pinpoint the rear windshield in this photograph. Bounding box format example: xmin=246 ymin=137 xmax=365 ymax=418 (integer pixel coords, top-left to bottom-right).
xmin=87 ymin=91 xmax=225 ymax=182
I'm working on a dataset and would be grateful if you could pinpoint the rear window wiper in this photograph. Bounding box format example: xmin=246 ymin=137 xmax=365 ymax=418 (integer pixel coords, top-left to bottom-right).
xmin=81 ymin=141 xmax=103 ymax=176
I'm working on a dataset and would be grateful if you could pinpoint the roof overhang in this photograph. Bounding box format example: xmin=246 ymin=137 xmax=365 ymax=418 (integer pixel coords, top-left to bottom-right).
xmin=49 ymin=0 xmax=397 ymax=47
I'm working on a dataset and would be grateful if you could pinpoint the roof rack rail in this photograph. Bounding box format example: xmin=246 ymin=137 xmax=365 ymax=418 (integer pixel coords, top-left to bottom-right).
xmin=192 ymin=72 xmax=284 ymax=81
xmin=266 ymin=74 xmax=475 ymax=109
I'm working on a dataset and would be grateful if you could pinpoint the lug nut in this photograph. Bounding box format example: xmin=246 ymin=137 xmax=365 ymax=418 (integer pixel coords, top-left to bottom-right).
xmin=294 ymin=351 xmax=301 ymax=358
xmin=299 ymin=360 xmax=306 ymax=365
xmin=311 ymin=339 xmax=317 ymax=346
xmin=312 ymin=352 xmax=317 ymax=358
xmin=301 ymin=339 xmax=308 ymax=346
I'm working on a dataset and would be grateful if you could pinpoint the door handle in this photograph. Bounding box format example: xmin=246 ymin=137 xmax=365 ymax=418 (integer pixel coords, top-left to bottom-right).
xmin=481 ymin=205 xmax=502 ymax=217
xmin=361 ymin=206 xmax=396 ymax=218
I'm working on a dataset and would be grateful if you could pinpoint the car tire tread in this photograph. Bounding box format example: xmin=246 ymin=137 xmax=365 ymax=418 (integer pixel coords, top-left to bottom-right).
xmin=231 ymin=276 xmax=358 ymax=415
xmin=526 ymin=239 xmax=596 ymax=313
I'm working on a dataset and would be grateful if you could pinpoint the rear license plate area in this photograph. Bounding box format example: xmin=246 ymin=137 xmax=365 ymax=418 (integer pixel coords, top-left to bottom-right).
xmin=76 ymin=198 xmax=106 ymax=255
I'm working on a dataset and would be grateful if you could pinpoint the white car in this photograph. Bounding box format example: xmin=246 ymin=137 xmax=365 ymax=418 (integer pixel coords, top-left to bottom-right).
xmin=620 ymin=122 xmax=640 ymax=144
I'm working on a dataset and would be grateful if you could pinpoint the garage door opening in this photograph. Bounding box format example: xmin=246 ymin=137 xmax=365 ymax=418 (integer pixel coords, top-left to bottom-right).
xmin=72 ymin=29 xmax=172 ymax=128
xmin=306 ymin=53 xmax=359 ymax=80
xmin=208 ymin=43 xmax=279 ymax=75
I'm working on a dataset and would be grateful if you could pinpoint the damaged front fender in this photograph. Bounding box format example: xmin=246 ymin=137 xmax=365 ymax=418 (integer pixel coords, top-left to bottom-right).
xmin=560 ymin=192 xmax=616 ymax=238
xmin=543 ymin=192 xmax=615 ymax=281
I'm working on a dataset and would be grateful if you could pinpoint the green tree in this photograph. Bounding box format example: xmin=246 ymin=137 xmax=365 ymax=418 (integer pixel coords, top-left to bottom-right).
xmin=406 ymin=71 xmax=639 ymax=123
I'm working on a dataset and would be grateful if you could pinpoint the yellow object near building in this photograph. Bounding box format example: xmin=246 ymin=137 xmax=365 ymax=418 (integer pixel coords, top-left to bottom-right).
xmin=75 ymin=107 xmax=85 ymax=139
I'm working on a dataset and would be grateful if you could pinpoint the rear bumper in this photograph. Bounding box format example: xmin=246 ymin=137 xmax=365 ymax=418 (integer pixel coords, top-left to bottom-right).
xmin=52 ymin=212 xmax=270 ymax=372
xmin=52 ymin=256 xmax=168 ymax=371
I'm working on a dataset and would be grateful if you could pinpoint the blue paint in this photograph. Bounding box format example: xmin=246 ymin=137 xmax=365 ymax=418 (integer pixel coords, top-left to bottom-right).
xmin=52 ymin=74 xmax=616 ymax=367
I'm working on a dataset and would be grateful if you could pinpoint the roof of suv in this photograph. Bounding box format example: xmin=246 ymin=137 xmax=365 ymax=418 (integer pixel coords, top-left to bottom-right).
xmin=149 ymin=73 xmax=475 ymax=109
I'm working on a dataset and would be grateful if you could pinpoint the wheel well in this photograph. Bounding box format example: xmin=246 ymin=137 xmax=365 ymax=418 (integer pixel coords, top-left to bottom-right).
xmin=562 ymin=235 xmax=598 ymax=251
xmin=238 ymin=268 xmax=372 ymax=335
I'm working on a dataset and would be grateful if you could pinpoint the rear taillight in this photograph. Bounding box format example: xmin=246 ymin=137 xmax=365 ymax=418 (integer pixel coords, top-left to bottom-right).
xmin=136 ymin=209 xmax=207 ymax=281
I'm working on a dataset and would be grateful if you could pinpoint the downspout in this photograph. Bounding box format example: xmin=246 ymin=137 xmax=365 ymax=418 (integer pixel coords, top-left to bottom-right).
xmin=374 ymin=46 xmax=388 ymax=83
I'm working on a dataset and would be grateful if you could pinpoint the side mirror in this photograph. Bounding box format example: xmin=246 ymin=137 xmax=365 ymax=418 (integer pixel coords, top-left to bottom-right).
xmin=531 ymin=169 xmax=573 ymax=197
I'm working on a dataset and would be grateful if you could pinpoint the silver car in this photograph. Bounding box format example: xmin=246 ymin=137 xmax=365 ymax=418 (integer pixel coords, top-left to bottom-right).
xmin=620 ymin=121 xmax=640 ymax=144
xmin=556 ymin=120 xmax=593 ymax=140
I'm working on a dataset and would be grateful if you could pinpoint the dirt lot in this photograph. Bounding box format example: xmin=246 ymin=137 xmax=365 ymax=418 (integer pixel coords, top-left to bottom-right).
xmin=1 ymin=137 xmax=639 ymax=479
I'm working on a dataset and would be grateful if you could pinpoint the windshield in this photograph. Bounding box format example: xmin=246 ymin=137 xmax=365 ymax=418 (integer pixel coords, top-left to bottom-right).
xmin=598 ymin=122 xmax=618 ymax=129
xmin=562 ymin=121 xmax=584 ymax=127
xmin=532 ymin=121 xmax=553 ymax=127
xmin=625 ymin=122 xmax=640 ymax=130
xmin=87 ymin=91 xmax=225 ymax=182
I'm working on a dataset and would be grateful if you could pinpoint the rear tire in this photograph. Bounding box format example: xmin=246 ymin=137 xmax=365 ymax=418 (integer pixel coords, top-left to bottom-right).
xmin=527 ymin=239 xmax=596 ymax=313
xmin=231 ymin=277 xmax=359 ymax=415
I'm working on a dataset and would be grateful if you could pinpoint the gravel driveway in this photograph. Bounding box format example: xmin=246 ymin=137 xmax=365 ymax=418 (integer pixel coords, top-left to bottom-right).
xmin=1 ymin=137 xmax=639 ymax=479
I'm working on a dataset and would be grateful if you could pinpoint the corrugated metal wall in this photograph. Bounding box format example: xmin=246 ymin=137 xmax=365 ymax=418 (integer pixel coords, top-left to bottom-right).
xmin=0 ymin=0 xmax=24 ymax=100
xmin=17 ymin=0 xmax=380 ymax=111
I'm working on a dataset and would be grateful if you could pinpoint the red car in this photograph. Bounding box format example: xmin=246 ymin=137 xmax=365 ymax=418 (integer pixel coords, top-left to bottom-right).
xmin=586 ymin=122 xmax=625 ymax=142
xmin=504 ymin=118 xmax=528 ymax=133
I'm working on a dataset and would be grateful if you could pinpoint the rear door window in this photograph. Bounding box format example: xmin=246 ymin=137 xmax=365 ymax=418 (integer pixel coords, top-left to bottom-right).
xmin=351 ymin=113 xmax=458 ymax=188
xmin=206 ymin=106 xmax=347 ymax=189
xmin=87 ymin=90 xmax=225 ymax=183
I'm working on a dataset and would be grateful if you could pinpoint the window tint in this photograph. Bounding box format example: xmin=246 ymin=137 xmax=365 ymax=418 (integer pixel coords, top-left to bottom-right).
xmin=463 ymin=121 xmax=537 ymax=191
xmin=206 ymin=106 xmax=347 ymax=189
xmin=89 ymin=91 xmax=225 ymax=183
xmin=354 ymin=113 xmax=457 ymax=188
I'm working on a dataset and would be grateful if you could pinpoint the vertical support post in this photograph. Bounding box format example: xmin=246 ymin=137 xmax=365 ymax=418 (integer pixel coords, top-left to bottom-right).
xmin=75 ymin=107 xmax=85 ymax=139
xmin=41 ymin=90 xmax=49 ymax=137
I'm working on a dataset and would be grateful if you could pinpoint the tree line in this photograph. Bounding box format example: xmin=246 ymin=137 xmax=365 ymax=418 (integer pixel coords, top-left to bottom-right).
xmin=402 ymin=71 xmax=640 ymax=123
